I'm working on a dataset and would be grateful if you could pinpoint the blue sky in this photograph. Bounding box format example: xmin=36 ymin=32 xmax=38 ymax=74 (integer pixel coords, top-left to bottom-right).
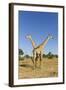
xmin=19 ymin=11 xmax=58 ymax=55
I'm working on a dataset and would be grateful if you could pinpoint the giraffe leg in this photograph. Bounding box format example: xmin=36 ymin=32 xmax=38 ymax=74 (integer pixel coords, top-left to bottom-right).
xmin=39 ymin=54 xmax=41 ymax=68
xmin=31 ymin=57 xmax=34 ymax=64
xmin=40 ymin=52 xmax=42 ymax=68
xmin=33 ymin=51 xmax=36 ymax=69
xmin=35 ymin=57 xmax=37 ymax=68
xmin=35 ymin=53 xmax=38 ymax=68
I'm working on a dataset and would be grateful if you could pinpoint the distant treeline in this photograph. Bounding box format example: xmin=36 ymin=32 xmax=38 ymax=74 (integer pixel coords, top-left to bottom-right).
xmin=19 ymin=49 xmax=58 ymax=60
xmin=43 ymin=52 xmax=58 ymax=59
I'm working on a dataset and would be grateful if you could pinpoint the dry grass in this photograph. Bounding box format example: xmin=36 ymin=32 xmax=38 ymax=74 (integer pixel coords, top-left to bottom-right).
xmin=18 ymin=57 xmax=58 ymax=79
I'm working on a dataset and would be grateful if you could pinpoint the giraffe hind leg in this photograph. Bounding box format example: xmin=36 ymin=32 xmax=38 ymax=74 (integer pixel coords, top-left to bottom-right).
xmin=39 ymin=53 xmax=42 ymax=69
xmin=35 ymin=55 xmax=38 ymax=68
xmin=33 ymin=53 xmax=36 ymax=69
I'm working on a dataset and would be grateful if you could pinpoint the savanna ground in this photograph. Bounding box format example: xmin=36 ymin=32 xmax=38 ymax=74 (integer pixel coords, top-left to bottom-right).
xmin=18 ymin=57 xmax=58 ymax=79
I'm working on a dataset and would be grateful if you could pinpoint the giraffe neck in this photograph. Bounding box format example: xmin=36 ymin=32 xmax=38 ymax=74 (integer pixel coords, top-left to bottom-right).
xmin=28 ymin=38 xmax=36 ymax=48
xmin=41 ymin=37 xmax=50 ymax=49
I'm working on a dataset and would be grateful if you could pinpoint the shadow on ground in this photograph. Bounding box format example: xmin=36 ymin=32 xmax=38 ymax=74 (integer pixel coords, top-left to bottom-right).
xmin=20 ymin=64 xmax=34 ymax=69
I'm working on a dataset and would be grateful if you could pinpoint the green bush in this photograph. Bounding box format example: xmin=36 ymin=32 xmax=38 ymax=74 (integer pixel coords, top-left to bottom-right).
xmin=24 ymin=55 xmax=30 ymax=58
xmin=48 ymin=55 xmax=53 ymax=59
xmin=55 ymin=55 xmax=58 ymax=58
xmin=43 ymin=54 xmax=47 ymax=58
xmin=19 ymin=57 xmax=24 ymax=60
xmin=19 ymin=49 xmax=24 ymax=55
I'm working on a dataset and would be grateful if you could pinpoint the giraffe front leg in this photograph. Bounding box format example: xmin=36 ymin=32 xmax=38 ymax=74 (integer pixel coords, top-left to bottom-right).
xmin=33 ymin=51 xmax=36 ymax=69
xmin=40 ymin=52 xmax=42 ymax=68
xmin=35 ymin=53 xmax=38 ymax=68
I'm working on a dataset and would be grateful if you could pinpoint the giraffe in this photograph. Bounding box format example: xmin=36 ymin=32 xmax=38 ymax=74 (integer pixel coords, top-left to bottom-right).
xmin=33 ymin=35 xmax=53 ymax=68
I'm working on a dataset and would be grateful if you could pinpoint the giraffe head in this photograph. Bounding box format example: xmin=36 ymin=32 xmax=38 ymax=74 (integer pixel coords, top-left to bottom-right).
xmin=47 ymin=34 xmax=53 ymax=40
xmin=26 ymin=35 xmax=32 ymax=40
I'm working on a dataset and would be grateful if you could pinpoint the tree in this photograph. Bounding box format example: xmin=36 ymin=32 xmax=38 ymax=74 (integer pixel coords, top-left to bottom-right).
xmin=43 ymin=54 xmax=47 ymax=58
xmin=19 ymin=49 xmax=24 ymax=55
xmin=25 ymin=55 xmax=30 ymax=58
xmin=47 ymin=52 xmax=52 ymax=56
xmin=47 ymin=52 xmax=53 ymax=59
xmin=55 ymin=55 xmax=58 ymax=58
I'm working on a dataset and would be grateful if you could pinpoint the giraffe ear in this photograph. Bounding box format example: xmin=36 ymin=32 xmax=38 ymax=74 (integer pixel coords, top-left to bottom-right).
xmin=25 ymin=35 xmax=32 ymax=39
